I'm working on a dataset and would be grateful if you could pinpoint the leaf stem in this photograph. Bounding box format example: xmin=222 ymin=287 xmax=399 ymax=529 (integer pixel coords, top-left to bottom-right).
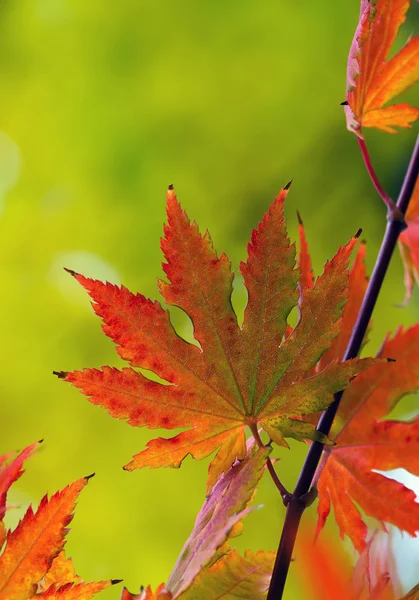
xmin=249 ymin=424 xmax=291 ymax=504
xmin=266 ymin=134 xmax=419 ymax=600
xmin=357 ymin=137 xmax=403 ymax=219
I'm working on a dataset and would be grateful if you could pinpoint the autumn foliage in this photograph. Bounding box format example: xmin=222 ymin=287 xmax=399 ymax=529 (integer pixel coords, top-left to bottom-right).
xmin=0 ymin=442 xmax=119 ymax=600
xmin=344 ymin=0 xmax=419 ymax=135
xmin=4 ymin=0 xmax=419 ymax=599
xmin=56 ymin=185 xmax=379 ymax=494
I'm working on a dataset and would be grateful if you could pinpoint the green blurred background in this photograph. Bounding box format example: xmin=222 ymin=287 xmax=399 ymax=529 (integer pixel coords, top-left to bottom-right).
xmin=1 ymin=0 xmax=419 ymax=597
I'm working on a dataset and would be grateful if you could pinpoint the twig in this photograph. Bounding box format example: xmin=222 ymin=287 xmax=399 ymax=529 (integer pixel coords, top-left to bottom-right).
xmin=266 ymin=134 xmax=419 ymax=600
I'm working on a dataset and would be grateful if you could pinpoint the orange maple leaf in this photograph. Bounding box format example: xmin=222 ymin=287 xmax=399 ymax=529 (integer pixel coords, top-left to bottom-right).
xmin=56 ymin=185 xmax=379 ymax=490
xmin=0 ymin=443 xmax=118 ymax=600
xmin=296 ymin=221 xmax=419 ymax=552
xmin=297 ymin=528 xmax=404 ymax=600
xmin=39 ymin=551 xmax=83 ymax=589
xmin=344 ymin=0 xmax=419 ymax=136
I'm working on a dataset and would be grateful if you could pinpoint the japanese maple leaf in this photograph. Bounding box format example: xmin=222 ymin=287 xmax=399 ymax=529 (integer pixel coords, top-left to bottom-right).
xmin=56 ymin=185 xmax=378 ymax=489
xmin=122 ymin=444 xmax=275 ymax=600
xmin=344 ymin=0 xmax=419 ymax=136
xmin=297 ymin=528 xmax=407 ymax=600
xmin=316 ymin=326 xmax=419 ymax=552
xmin=0 ymin=442 xmax=118 ymax=600
xmin=398 ymin=174 xmax=419 ymax=302
xmin=297 ymin=215 xmax=369 ymax=369
xmin=296 ymin=220 xmax=419 ymax=551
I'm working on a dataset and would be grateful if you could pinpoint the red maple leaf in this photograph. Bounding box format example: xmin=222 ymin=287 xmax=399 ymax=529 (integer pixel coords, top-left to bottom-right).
xmin=316 ymin=326 xmax=419 ymax=552
xmin=56 ymin=185 xmax=378 ymax=490
xmin=297 ymin=219 xmax=419 ymax=552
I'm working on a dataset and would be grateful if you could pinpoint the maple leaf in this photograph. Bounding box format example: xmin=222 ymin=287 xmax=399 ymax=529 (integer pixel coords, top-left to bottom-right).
xmin=344 ymin=0 xmax=419 ymax=136
xmin=38 ymin=551 xmax=83 ymax=589
xmin=297 ymin=528 xmax=400 ymax=600
xmin=316 ymin=325 xmax=419 ymax=552
xmin=176 ymin=549 xmax=274 ymax=600
xmin=297 ymin=218 xmax=419 ymax=550
xmin=123 ymin=443 xmax=274 ymax=600
xmin=0 ymin=443 xmax=118 ymax=600
xmin=398 ymin=174 xmax=419 ymax=303
xmin=56 ymin=185 xmax=378 ymax=489
xmin=297 ymin=220 xmax=419 ymax=551
xmin=297 ymin=271 xmax=419 ymax=552
xmin=0 ymin=441 xmax=40 ymax=549
xmin=297 ymin=214 xmax=369 ymax=368
xmin=30 ymin=581 xmax=117 ymax=599
xmin=164 ymin=443 xmax=271 ymax=598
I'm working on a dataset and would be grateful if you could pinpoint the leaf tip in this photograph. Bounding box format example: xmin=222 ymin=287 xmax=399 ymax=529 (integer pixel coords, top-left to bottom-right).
xmin=387 ymin=357 xmax=397 ymax=363
xmin=340 ymin=100 xmax=349 ymax=106
xmin=296 ymin=210 xmax=303 ymax=226
xmin=354 ymin=228 xmax=362 ymax=239
xmin=53 ymin=370 xmax=68 ymax=379
xmin=85 ymin=472 xmax=96 ymax=481
xmin=166 ymin=184 xmax=177 ymax=204
xmin=111 ymin=579 xmax=123 ymax=585
xmin=38 ymin=438 xmax=44 ymax=444
xmin=284 ymin=179 xmax=293 ymax=190
xmin=63 ymin=267 xmax=79 ymax=277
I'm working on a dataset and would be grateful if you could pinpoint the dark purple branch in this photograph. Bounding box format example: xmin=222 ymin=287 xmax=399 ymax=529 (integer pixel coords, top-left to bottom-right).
xmin=267 ymin=134 xmax=419 ymax=600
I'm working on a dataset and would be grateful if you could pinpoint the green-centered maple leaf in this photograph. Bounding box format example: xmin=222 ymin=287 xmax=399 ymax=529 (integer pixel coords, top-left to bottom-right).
xmin=344 ymin=0 xmax=419 ymax=136
xmin=123 ymin=443 xmax=274 ymax=600
xmin=297 ymin=221 xmax=419 ymax=552
xmin=0 ymin=443 xmax=118 ymax=600
xmin=56 ymin=185 xmax=378 ymax=490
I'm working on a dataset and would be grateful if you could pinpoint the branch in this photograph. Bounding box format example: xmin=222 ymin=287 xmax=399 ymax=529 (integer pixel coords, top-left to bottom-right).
xmin=267 ymin=133 xmax=419 ymax=600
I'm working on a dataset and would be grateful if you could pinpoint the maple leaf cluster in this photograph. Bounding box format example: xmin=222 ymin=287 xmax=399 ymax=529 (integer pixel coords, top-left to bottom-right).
xmin=54 ymin=172 xmax=419 ymax=596
xmin=4 ymin=0 xmax=419 ymax=598
xmin=0 ymin=442 xmax=119 ymax=599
